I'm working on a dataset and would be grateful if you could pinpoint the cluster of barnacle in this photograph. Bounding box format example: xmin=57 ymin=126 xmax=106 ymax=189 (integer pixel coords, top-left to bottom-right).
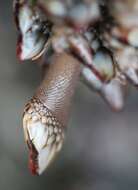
xmin=13 ymin=0 xmax=138 ymax=175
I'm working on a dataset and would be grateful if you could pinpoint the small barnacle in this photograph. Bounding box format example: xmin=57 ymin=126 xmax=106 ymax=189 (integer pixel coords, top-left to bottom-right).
xmin=14 ymin=0 xmax=52 ymax=60
xmin=128 ymin=28 xmax=138 ymax=48
xmin=39 ymin=0 xmax=101 ymax=28
xmin=23 ymin=97 xmax=64 ymax=175
xmin=116 ymin=47 xmax=138 ymax=86
xmin=81 ymin=50 xmax=126 ymax=111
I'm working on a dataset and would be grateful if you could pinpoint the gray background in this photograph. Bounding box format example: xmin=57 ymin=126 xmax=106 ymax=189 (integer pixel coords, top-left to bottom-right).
xmin=0 ymin=1 xmax=138 ymax=190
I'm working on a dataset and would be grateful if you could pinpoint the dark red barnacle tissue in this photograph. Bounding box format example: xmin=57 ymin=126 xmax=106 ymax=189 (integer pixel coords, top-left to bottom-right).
xmin=14 ymin=0 xmax=52 ymax=61
xmin=27 ymin=139 xmax=39 ymax=175
xmin=16 ymin=34 xmax=23 ymax=60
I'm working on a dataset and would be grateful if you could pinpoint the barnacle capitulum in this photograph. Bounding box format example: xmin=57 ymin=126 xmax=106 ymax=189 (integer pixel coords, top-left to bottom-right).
xmin=23 ymin=98 xmax=64 ymax=175
xmin=110 ymin=0 xmax=138 ymax=48
xmin=82 ymin=50 xmax=126 ymax=111
xmin=14 ymin=0 xmax=52 ymax=61
xmin=82 ymin=68 xmax=126 ymax=111
xmin=128 ymin=28 xmax=138 ymax=47
xmin=68 ymin=35 xmax=115 ymax=83
xmin=23 ymin=53 xmax=81 ymax=175
xmin=91 ymin=48 xmax=115 ymax=82
xmin=116 ymin=47 xmax=138 ymax=86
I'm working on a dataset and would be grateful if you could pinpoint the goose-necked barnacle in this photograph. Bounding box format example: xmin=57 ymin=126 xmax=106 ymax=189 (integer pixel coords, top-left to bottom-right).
xmin=13 ymin=0 xmax=138 ymax=175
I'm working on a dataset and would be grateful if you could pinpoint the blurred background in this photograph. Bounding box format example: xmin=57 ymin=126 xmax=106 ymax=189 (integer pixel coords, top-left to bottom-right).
xmin=1 ymin=1 xmax=138 ymax=190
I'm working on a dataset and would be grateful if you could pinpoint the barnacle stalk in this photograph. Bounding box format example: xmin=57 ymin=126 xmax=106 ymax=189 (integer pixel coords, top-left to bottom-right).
xmin=23 ymin=53 xmax=81 ymax=175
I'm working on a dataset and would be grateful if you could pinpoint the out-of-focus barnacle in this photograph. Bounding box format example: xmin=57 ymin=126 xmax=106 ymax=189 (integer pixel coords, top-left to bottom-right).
xmin=109 ymin=0 xmax=138 ymax=48
xmin=13 ymin=0 xmax=52 ymax=61
xmin=100 ymin=77 xmax=126 ymax=111
xmin=103 ymin=0 xmax=138 ymax=87
xmin=81 ymin=49 xmax=126 ymax=111
xmin=68 ymin=35 xmax=115 ymax=82
xmin=115 ymin=47 xmax=138 ymax=86
xmin=39 ymin=0 xmax=101 ymax=28
xmin=81 ymin=32 xmax=117 ymax=109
